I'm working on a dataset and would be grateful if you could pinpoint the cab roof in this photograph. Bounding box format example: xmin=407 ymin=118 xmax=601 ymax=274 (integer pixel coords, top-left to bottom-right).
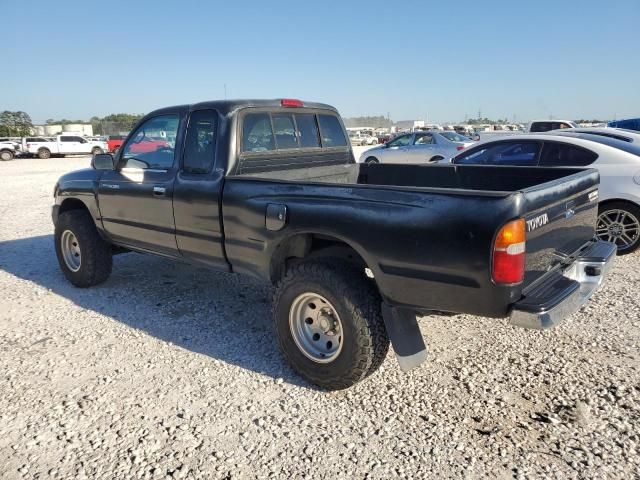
xmin=146 ymin=99 xmax=338 ymax=117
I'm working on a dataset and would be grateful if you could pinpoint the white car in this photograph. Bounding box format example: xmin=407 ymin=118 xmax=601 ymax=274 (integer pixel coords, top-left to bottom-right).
xmin=349 ymin=132 xmax=377 ymax=146
xmin=552 ymin=127 xmax=640 ymax=145
xmin=451 ymin=133 xmax=640 ymax=254
xmin=526 ymin=120 xmax=578 ymax=133
xmin=0 ymin=141 xmax=17 ymax=161
xmin=26 ymin=134 xmax=108 ymax=159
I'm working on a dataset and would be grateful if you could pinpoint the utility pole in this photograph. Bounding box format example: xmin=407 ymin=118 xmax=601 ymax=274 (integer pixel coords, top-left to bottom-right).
xmin=478 ymin=108 xmax=481 ymax=120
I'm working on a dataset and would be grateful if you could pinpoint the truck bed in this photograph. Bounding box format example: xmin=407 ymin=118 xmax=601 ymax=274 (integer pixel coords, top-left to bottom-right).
xmin=222 ymin=163 xmax=600 ymax=317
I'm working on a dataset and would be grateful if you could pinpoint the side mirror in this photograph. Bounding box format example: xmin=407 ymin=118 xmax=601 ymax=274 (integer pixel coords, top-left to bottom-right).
xmin=92 ymin=153 xmax=115 ymax=170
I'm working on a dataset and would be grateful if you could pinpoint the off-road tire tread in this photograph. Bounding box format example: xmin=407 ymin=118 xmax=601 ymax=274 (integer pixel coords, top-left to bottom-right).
xmin=272 ymin=259 xmax=389 ymax=390
xmin=55 ymin=210 xmax=112 ymax=287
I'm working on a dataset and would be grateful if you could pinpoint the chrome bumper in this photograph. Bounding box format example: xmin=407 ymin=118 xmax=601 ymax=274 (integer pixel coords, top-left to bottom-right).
xmin=510 ymin=240 xmax=617 ymax=330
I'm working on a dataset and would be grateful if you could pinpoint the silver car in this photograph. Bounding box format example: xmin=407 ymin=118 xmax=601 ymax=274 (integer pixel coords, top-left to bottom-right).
xmin=358 ymin=130 xmax=474 ymax=164
xmin=451 ymin=133 xmax=640 ymax=254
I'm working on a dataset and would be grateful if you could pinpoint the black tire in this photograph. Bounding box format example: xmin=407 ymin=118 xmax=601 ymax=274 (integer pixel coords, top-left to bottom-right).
xmin=597 ymin=202 xmax=640 ymax=255
xmin=38 ymin=148 xmax=51 ymax=159
xmin=0 ymin=149 xmax=14 ymax=161
xmin=54 ymin=210 xmax=113 ymax=287
xmin=91 ymin=147 xmax=103 ymax=155
xmin=364 ymin=156 xmax=379 ymax=164
xmin=272 ymin=259 xmax=389 ymax=390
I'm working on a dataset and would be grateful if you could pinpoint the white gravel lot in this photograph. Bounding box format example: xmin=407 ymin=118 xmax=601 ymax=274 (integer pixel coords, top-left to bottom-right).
xmin=0 ymin=156 xmax=639 ymax=479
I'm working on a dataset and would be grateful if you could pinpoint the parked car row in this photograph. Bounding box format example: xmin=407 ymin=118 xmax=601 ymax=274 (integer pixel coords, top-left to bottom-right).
xmin=0 ymin=133 xmax=132 ymax=161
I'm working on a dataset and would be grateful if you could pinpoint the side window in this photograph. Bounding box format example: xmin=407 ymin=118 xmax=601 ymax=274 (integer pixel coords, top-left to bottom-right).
xmin=76 ymin=136 xmax=87 ymax=143
xmin=317 ymin=114 xmax=347 ymax=147
xmin=530 ymin=122 xmax=551 ymax=133
xmin=455 ymin=141 xmax=540 ymax=166
xmin=540 ymin=143 xmax=598 ymax=166
xmin=242 ymin=113 xmax=275 ymax=152
xmin=60 ymin=137 xmax=74 ymax=142
xmin=183 ymin=110 xmax=217 ymax=174
xmin=414 ymin=133 xmax=433 ymax=145
xmin=294 ymin=113 xmax=320 ymax=148
xmin=272 ymin=114 xmax=298 ymax=149
xmin=121 ymin=114 xmax=179 ymax=169
xmin=386 ymin=134 xmax=412 ymax=147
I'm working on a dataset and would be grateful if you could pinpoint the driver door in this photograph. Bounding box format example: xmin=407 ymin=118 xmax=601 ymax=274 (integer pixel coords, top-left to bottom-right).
xmin=97 ymin=114 xmax=181 ymax=256
xmin=380 ymin=134 xmax=413 ymax=163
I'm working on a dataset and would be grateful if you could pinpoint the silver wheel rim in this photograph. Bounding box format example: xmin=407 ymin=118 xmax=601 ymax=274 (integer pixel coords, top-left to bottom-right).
xmin=596 ymin=209 xmax=639 ymax=251
xmin=289 ymin=293 xmax=343 ymax=363
xmin=61 ymin=230 xmax=82 ymax=272
xmin=1 ymin=151 xmax=11 ymax=160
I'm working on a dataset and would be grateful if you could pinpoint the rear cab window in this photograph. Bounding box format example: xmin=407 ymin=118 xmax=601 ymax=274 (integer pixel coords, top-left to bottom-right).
xmin=237 ymin=108 xmax=351 ymax=174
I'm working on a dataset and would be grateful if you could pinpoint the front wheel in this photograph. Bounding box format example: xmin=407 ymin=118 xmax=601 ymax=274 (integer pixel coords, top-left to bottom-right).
xmin=596 ymin=202 xmax=640 ymax=254
xmin=364 ymin=156 xmax=379 ymax=164
xmin=55 ymin=210 xmax=113 ymax=287
xmin=91 ymin=147 xmax=103 ymax=155
xmin=272 ymin=260 xmax=389 ymax=390
xmin=0 ymin=149 xmax=14 ymax=161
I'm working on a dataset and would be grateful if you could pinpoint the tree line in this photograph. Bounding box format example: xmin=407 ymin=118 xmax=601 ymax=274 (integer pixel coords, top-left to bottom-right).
xmin=0 ymin=111 xmax=34 ymax=137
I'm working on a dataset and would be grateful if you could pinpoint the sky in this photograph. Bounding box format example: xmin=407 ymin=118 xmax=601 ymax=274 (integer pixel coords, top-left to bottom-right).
xmin=1 ymin=0 xmax=639 ymax=124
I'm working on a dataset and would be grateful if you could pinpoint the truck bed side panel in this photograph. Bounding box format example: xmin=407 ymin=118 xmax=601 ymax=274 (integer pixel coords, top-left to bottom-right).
xmin=221 ymin=178 xmax=522 ymax=317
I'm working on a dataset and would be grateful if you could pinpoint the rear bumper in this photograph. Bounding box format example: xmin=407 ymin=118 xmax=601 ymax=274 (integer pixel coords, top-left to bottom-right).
xmin=509 ymin=240 xmax=616 ymax=330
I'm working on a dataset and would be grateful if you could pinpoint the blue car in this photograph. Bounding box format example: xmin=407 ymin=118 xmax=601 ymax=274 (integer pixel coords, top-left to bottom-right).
xmin=608 ymin=117 xmax=640 ymax=131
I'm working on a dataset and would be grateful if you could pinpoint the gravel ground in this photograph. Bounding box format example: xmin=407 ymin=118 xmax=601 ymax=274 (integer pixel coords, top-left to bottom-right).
xmin=0 ymin=156 xmax=638 ymax=479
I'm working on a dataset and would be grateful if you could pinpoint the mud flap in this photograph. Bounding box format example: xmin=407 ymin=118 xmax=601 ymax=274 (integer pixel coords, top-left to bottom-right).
xmin=381 ymin=303 xmax=428 ymax=372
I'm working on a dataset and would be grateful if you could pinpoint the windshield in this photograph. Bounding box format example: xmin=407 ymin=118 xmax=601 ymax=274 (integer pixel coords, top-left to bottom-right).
xmin=440 ymin=131 xmax=469 ymax=142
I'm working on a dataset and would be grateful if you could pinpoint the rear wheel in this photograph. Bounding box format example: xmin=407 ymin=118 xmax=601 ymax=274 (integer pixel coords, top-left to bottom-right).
xmin=0 ymin=149 xmax=14 ymax=161
xmin=364 ymin=156 xmax=379 ymax=164
xmin=55 ymin=210 xmax=113 ymax=286
xmin=596 ymin=202 xmax=640 ymax=254
xmin=273 ymin=260 xmax=389 ymax=390
xmin=38 ymin=148 xmax=51 ymax=159
xmin=91 ymin=147 xmax=103 ymax=155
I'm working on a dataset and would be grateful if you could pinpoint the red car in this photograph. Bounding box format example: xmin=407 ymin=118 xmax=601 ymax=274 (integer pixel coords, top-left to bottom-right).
xmin=128 ymin=138 xmax=169 ymax=153
xmin=107 ymin=135 xmax=125 ymax=153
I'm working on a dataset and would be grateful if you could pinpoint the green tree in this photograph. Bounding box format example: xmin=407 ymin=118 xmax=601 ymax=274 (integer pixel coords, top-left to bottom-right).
xmin=0 ymin=111 xmax=34 ymax=136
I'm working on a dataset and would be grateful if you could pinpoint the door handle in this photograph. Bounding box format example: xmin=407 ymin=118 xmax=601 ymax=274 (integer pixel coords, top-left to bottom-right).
xmin=153 ymin=186 xmax=166 ymax=196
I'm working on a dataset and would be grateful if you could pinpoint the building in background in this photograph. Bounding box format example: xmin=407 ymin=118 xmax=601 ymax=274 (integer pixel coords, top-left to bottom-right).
xmin=33 ymin=124 xmax=94 ymax=136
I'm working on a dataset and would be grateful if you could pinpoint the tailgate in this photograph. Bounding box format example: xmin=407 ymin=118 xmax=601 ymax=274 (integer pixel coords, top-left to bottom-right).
xmin=522 ymin=169 xmax=600 ymax=288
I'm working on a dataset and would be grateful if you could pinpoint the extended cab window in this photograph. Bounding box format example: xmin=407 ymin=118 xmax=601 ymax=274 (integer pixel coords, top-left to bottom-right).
xmin=455 ymin=141 xmax=540 ymax=166
xmin=317 ymin=114 xmax=347 ymax=147
xmin=183 ymin=110 xmax=217 ymax=174
xmin=539 ymin=142 xmax=598 ymax=166
xmin=242 ymin=113 xmax=276 ymax=152
xmin=121 ymin=114 xmax=179 ymax=169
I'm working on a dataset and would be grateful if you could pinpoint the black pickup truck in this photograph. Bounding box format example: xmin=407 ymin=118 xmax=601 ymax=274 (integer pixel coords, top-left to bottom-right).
xmin=52 ymin=99 xmax=616 ymax=389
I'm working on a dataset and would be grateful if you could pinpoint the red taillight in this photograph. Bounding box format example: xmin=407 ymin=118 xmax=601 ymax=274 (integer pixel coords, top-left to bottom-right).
xmin=456 ymin=145 xmax=465 ymax=151
xmin=492 ymin=219 xmax=526 ymax=284
xmin=281 ymin=98 xmax=303 ymax=107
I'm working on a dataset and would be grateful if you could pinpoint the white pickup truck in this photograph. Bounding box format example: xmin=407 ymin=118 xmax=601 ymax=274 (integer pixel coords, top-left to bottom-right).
xmin=0 ymin=141 xmax=17 ymax=161
xmin=27 ymin=135 xmax=108 ymax=159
